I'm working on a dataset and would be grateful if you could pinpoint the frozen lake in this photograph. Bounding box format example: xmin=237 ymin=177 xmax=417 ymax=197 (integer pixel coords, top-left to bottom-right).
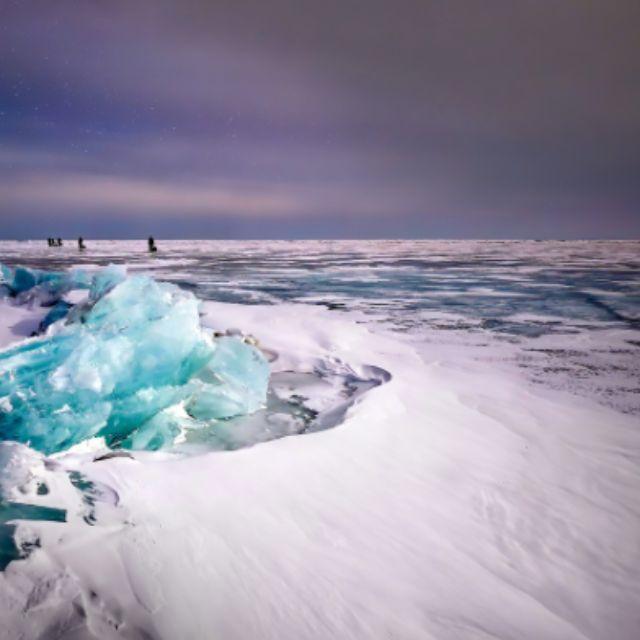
xmin=2 ymin=239 xmax=639 ymax=413
xmin=1 ymin=239 xmax=639 ymax=640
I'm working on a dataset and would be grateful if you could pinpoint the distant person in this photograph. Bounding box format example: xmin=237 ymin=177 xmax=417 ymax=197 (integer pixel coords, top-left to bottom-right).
xmin=57 ymin=238 xmax=63 ymax=247
xmin=47 ymin=238 xmax=52 ymax=247
xmin=148 ymin=236 xmax=158 ymax=253
xmin=78 ymin=236 xmax=86 ymax=250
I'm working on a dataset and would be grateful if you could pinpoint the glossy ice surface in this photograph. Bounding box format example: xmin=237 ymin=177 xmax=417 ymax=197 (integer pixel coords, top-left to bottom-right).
xmin=0 ymin=265 xmax=269 ymax=453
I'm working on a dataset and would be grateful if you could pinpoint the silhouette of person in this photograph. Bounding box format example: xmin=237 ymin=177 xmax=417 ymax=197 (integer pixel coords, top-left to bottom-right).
xmin=78 ymin=236 xmax=86 ymax=250
xmin=57 ymin=238 xmax=63 ymax=247
xmin=148 ymin=236 xmax=158 ymax=252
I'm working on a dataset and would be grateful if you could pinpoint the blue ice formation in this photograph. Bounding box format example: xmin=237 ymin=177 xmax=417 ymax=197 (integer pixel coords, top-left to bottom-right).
xmin=1 ymin=264 xmax=64 ymax=295
xmin=38 ymin=300 xmax=74 ymax=333
xmin=0 ymin=263 xmax=95 ymax=308
xmin=0 ymin=267 xmax=269 ymax=453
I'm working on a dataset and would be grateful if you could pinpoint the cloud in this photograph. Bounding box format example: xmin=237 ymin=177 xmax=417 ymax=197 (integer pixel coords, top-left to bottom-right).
xmin=1 ymin=1 xmax=639 ymax=237
xmin=0 ymin=169 xmax=430 ymax=222
xmin=0 ymin=172 xmax=299 ymax=218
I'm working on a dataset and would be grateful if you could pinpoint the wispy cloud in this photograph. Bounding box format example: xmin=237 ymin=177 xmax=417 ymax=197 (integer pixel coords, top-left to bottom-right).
xmin=1 ymin=1 xmax=639 ymax=237
xmin=0 ymin=169 xmax=429 ymax=222
xmin=0 ymin=172 xmax=300 ymax=218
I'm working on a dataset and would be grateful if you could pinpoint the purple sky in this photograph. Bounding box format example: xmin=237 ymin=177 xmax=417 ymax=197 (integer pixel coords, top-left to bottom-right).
xmin=1 ymin=1 xmax=639 ymax=238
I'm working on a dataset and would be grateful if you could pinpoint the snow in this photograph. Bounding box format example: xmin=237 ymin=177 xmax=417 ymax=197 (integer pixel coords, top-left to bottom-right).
xmin=1 ymin=243 xmax=639 ymax=639
xmin=0 ymin=302 xmax=44 ymax=348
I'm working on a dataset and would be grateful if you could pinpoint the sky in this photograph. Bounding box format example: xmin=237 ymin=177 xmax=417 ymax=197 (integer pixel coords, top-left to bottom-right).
xmin=1 ymin=0 xmax=639 ymax=239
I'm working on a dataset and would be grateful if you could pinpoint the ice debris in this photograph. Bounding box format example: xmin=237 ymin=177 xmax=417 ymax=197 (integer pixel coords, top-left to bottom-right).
xmin=38 ymin=300 xmax=74 ymax=333
xmin=0 ymin=263 xmax=96 ymax=311
xmin=2 ymin=263 xmax=86 ymax=294
xmin=0 ymin=267 xmax=269 ymax=453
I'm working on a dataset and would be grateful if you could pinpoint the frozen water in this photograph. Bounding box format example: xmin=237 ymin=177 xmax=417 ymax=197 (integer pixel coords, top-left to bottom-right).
xmin=4 ymin=239 xmax=637 ymax=412
xmin=0 ymin=268 xmax=269 ymax=453
xmin=38 ymin=300 xmax=73 ymax=332
xmin=88 ymin=263 xmax=126 ymax=301
xmin=0 ymin=242 xmax=639 ymax=640
xmin=0 ymin=262 xmax=93 ymax=310
xmin=1 ymin=264 xmax=62 ymax=295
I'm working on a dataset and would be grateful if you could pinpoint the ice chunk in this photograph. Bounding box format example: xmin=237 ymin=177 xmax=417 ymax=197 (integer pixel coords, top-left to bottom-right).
xmin=0 ymin=269 xmax=269 ymax=453
xmin=1 ymin=264 xmax=65 ymax=295
xmin=186 ymin=337 xmax=269 ymax=420
xmin=122 ymin=408 xmax=189 ymax=451
xmin=0 ymin=262 xmax=94 ymax=306
xmin=89 ymin=264 xmax=126 ymax=301
xmin=38 ymin=300 xmax=73 ymax=332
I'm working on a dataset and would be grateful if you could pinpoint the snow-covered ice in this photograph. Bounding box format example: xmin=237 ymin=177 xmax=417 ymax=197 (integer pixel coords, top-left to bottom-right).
xmin=0 ymin=240 xmax=639 ymax=640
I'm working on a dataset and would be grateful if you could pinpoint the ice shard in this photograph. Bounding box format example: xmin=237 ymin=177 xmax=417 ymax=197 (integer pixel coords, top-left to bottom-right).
xmin=38 ymin=300 xmax=74 ymax=333
xmin=0 ymin=268 xmax=269 ymax=453
xmin=1 ymin=264 xmax=66 ymax=296
xmin=1 ymin=263 xmax=93 ymax=307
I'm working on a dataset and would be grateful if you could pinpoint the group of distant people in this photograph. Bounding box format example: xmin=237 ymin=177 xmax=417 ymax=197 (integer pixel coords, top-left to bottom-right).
xmin=45 ymin=236 xmax=159 ymax=253
xmin=47 ymin=237 xmax=85 ymax=250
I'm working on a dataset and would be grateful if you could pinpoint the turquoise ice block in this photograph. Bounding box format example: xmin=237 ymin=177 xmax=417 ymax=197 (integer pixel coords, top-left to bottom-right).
xmin=0 ymin=268 xmax=269 ymax=453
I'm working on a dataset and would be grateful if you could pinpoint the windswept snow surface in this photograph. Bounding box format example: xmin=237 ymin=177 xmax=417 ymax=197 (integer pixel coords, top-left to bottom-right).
xmin=0 ymin=240 xmax=639 ymax=640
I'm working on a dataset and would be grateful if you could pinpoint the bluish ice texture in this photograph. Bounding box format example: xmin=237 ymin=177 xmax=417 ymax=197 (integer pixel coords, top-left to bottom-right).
xmin=0 ymin=268 xmax=269 ymax=453
xmin=0 ymin=263 xmax=94 ymax=308
xmin=1 ymin=264 xmax=64 ymax=294
xmin=38 ymin=300 xmax=74 ymax=332
xmin=88 ymin=264 xmax=126 ymax=301
xmin=1 ymin=239 xmax=639 ymax=415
